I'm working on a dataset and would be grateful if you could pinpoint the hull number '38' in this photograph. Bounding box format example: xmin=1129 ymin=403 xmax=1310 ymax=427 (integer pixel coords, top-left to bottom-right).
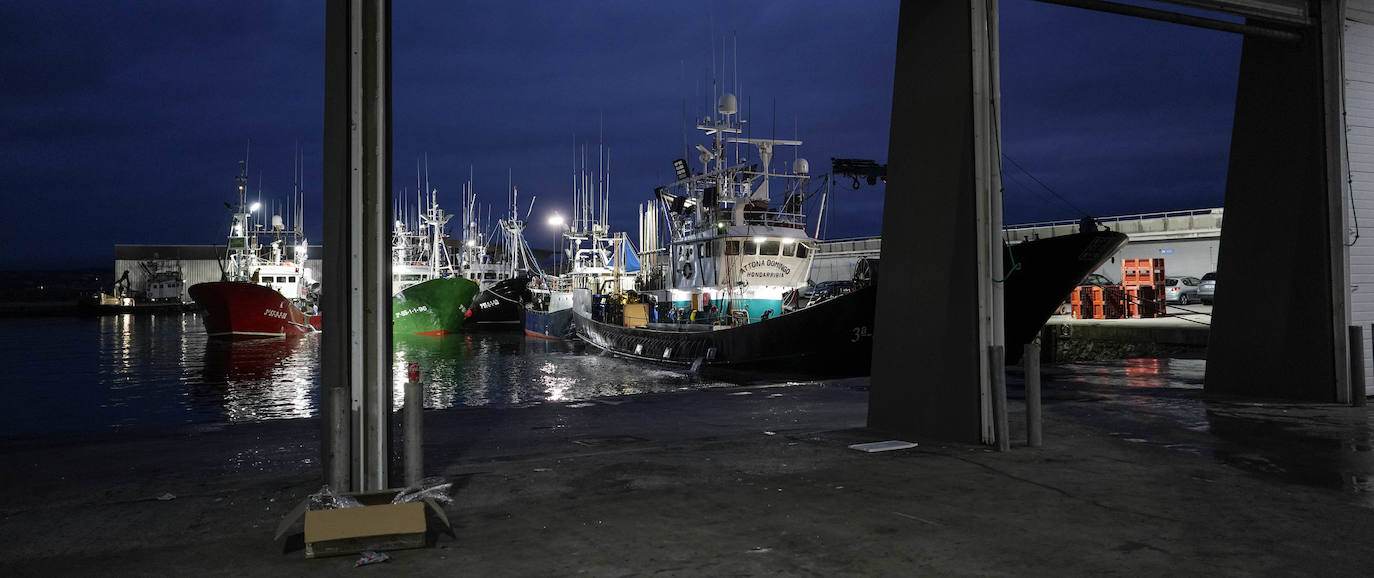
xmin=851 ymin=326 xmax=872 ymax=343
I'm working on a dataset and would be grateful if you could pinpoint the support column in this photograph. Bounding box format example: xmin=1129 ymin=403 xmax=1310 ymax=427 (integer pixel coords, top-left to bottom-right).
xmin=868 ymin=0 xmax=1003 ymax=444
xmin=1205 ymin=1 xmax=1347 ymax=402
xmin=322 ymin=0 xmax=393 ymax=492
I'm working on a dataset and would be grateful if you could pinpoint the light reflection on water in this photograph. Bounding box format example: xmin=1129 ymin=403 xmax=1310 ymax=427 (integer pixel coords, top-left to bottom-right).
xmin=0 ymin=313 xmax=719 ymax=438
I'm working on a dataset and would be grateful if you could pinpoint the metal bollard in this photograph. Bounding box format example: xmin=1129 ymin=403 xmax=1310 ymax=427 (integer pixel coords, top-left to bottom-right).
xmin=1024 ymin=343 xmax=1042 ymax=448
xmin=404 ymin=363 xmax=424 ymax=486
xmin=1352 ymin=327 xmax=1367 ymax=408
xmin=989 ymin=345 xmax=1010 ymax=452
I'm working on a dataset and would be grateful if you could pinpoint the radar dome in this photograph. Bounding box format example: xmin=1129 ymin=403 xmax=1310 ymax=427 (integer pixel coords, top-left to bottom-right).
xmin=793 ymin=158 xmax=809 ymax=175
xmin=717 ymin=93 xmax=738 ymax=115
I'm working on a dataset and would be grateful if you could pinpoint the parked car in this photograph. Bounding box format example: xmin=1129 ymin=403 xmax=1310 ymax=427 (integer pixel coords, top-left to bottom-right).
xmin=1198 ymin=272 xmax=1216 ymax=304
xmin=1081 ymin=273 xmax=1115 ymax=287
xmin=1164 ymin=276 xmax=1201 ymax=305
xmin=805 ymin=280 xmax=855 ymax=302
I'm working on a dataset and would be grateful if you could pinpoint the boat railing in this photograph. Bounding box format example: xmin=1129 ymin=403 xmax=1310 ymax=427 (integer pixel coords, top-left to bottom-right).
xmin=707 ymin=208 xmax=807 ymax=229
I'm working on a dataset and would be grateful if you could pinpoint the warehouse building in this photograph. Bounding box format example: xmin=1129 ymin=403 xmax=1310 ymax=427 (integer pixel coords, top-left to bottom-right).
xmin=112 ymin=244 xmax=324 ymax=303
xmin=809 ymin=208 xmax=1223 ymax=284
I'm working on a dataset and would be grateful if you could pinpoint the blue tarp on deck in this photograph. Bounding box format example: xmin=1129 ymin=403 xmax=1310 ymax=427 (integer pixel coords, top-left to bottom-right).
xmin=608 ymin=241 xmax=641 ymax=273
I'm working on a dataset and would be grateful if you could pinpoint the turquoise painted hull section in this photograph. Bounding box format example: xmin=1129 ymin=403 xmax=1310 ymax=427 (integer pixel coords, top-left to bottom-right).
xmin=670 ymin=298 xmax=782 ymax=322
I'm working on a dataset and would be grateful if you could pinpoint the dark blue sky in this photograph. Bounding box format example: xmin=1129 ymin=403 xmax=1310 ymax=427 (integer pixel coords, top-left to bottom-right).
xmin=0 ymin=1 xmax=1240 ymax=270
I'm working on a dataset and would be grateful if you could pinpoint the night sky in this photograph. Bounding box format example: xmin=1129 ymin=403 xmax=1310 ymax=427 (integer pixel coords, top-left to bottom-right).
xmin=0 ymin=1 xmax=1241 ymax=271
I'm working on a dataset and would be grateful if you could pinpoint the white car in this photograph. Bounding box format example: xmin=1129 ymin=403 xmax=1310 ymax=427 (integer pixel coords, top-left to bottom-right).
xmin=1164 ymin=276 xmax=1200 ymax=305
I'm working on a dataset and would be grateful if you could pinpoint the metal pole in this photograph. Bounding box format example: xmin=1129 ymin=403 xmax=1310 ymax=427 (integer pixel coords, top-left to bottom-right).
xmin=990 ymin=345 xmax=1010 ymax=452
xmin=328 ymin=386 xmax=350 ymax=489
xmin=404 ymin=364 xmax=423 ymax=486
xmin=323 ymin=0 xmax=391 ymax=493
xmin=1024 ymin=343 xmax=1042 ymax=448
xmin=1352 ymin=326 xmax=1367 ymax=408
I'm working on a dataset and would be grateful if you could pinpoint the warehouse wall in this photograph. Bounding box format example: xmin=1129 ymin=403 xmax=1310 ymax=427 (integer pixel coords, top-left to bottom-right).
xmin=1092 ymin=237 xmax=1220 ymax=282
xmin=112 ymin=245 xmax=324 ymax=302
xmin=1346 ymin=2 xmax=1374 ymax=395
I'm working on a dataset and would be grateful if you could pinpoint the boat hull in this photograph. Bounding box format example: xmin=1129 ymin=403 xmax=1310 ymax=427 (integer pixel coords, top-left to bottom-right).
xmin=465 ymin=277 xmax=530 ymax=329
xmin=1002 ymin=230 xmax=1129 ymax=360
xmin=525 ymin=307 xmax=576 ymax=339
xmin=575 ymin=285 xmax=878 ymax=376
xmin=575 ymin=229 xmax=1127 ymax=374
xmin=188 ymin=281 xmax=316 ymax=338
xmin=392 ymin=277 xmax=480 ymax=335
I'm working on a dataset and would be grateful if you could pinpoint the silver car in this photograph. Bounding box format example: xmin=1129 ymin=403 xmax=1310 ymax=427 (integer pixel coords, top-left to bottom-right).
xmin=1198 ymin=272 xmax=1216 ymax=304
xmin=1164 ymin=276 xmax=1201 ymax=305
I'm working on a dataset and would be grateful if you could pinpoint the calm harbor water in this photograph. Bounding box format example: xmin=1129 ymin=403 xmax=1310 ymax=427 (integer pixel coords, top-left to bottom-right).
xmin=0 ymin=313 xmax=731 ymax=438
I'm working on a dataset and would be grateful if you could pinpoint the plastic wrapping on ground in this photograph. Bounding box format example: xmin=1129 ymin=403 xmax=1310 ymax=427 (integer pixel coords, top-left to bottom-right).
xmin=308 ymin=484 xmax=363 ymax=510
xmin=391 ymin=476 xmax=453 ymax=505
xmin=354 ymin=551 xmax=390 ymax=567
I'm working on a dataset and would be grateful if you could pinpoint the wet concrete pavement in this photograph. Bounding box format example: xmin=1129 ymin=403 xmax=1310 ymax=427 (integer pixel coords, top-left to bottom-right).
xmin=6 ymin=360 xmax=1374 ymax=575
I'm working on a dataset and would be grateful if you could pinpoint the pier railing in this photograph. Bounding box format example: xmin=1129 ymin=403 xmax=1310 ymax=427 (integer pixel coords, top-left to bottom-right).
xmin=1002 ymin=208 xmax=1223 ymax=242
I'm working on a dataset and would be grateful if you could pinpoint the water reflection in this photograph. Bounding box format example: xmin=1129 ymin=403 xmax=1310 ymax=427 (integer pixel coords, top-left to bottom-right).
xmin=2 ymin=314 xmax=734 ymax=437
xmin=391 ymin=332 xmax=715 ymax=410
xmin=1053 ymin=358 xmax=1206 ymax=390
xmin=197 ymin=335 xmax=319 ymax=422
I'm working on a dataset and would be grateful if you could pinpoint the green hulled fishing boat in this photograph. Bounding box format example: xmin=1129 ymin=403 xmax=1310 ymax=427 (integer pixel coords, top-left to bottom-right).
xmin=390 ymin=185 xmax=478 ymax=335
xmin=393 ymin=276 xmax=479 ymax=335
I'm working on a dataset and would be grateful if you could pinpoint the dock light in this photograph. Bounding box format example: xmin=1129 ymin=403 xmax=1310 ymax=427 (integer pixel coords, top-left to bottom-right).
xmin=547 ymin=213 xmax=564 ymax=227
xmin=716 ymin=222 xmax=725 ymax=229
xmin=753 ymin=236 xmax=767 ymax=243
xmin=249 ymin=202 xmax=260 ymax=213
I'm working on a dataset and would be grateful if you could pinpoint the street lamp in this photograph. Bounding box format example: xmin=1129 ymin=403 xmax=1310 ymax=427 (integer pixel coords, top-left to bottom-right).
xmin=547 ymin=213 xmax=564 ymax=273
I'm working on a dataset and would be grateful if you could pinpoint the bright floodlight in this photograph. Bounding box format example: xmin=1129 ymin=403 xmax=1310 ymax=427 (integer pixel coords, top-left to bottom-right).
xmin=466 ymin=239 xmax=476 ymax=247
xmin=249 ymin=202 xmax=261 ymax=213
xmin=548 ymin=213 xmax=564 ymax=227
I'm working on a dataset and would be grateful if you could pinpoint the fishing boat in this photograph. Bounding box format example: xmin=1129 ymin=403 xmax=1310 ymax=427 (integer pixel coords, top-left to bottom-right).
xmin=391 ymin=186 xmax=479 ymax=335
xmin=572 ymin=91 xmax=869 ymax=372
xmin=77 ymin=260 xmax=195 ymax=315
xmin=572 ymin=92 xmax=1126 ymax=375
xmin=464 ymin=185 xmax=545 ymax=328
xmin=189 ymin=158 xmax=320 ymax=338
xmin=528 ymin=135 xmax=642 ymax=339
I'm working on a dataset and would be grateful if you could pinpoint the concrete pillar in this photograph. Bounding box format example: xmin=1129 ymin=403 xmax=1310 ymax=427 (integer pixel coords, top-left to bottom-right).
xmin=322 ymin=0 xmax=393 ymax=492
xmin=1205 ymin=1 xmax=1348 ymax=402
xmin=868 ymin=0 xmax=1002 ymax=444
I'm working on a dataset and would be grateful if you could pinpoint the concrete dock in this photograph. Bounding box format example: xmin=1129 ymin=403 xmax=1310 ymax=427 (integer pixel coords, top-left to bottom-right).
xmin=5 ymin=359 xmax=1374 ymax=575
xmin=1047 ymin=304 xmax=1212 ymax=360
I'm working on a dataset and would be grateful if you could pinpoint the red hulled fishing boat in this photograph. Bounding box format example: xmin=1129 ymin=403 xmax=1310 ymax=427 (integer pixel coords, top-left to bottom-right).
xmin=190 ymin=157 xmax=321 ymax=338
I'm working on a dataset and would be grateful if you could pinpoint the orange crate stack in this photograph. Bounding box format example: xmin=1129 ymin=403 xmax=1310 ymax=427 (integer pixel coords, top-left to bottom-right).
xmin=1121 ymin=258 xmax=1166 ymax=318
xmin=1089 ymin=286 xmax=1106 ymax=319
